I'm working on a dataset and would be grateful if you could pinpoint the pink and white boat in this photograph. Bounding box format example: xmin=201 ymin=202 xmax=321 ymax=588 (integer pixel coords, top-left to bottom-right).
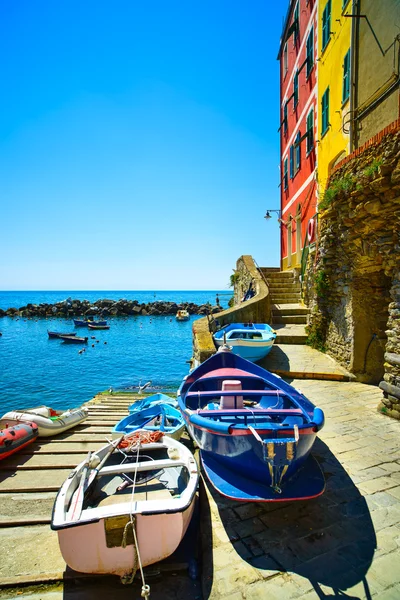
xmin=51 ymin=430 xmax=198 ymax=577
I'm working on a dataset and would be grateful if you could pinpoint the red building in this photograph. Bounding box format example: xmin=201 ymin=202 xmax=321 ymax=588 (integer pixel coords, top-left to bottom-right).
xmin=277 ymin=0 xmax=318 ymax=272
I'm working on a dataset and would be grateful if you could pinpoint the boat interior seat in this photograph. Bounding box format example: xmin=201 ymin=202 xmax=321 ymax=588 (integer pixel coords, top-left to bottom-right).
xmin=280 ymin=415 xmax=304 ymax=426
xmin=220 ymin=380 xmax=243 ymax=409
xmin=258 ymin=394 xmax=287 ymax=410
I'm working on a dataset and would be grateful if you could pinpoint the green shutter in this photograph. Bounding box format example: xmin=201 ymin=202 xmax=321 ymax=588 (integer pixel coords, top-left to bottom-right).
xmin=342 ymin=49 xmax=350 ymax=103
xmin=294 ymin=72 xmax=299 ymax=107
xmin=290 ymin=146 xmax=294 ymax=179
xmin=284 ymin=158 xmax=288 ymax=190
xmin=306 ymin=27 xmax=314 ymax=77
xmin=306 ymin=109 xmax=314 ymax=153
xmin=295 ymin=132 xmax=301 ymax=171
xmin=322 ymin=0 xmax=331 ymax=50
xmin=322 ymin=88 xmax=330 ymax=135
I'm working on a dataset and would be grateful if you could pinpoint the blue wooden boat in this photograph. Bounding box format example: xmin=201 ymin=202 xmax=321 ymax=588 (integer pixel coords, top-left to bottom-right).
xmin=128 ymin=392 xmax=178 ymax=413
xmin=112 ymin=403 xmax=185 ymax=440
xmin=177 ymin=347 xmax=325 ymax=502
xmin=48 ymin=331 xmax=77 ymax=339
xmin=73 ymin=318 xmax=90 ymax=327
xmin=213 ymin=322 xmax=276 ymax=362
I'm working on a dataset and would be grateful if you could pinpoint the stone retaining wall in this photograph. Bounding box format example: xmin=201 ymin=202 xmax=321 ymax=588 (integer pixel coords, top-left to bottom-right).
xmin=304 ymin=122 xmax=400 ymax=417
xmin=192 ymin=255 xmax=271 ymax=364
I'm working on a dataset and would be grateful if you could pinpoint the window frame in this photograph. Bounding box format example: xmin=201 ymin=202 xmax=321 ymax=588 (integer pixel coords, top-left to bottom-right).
xmin=306 ymin=26 xmax=314 ymax=78
xmin=293 ymin=71 xmax=299 ymax=108
xmin=283 ymin=102 xmax=288 ymax=134
xmin=306 ymin=108 xmax=314 ymax=155
xmin=289 ymin=145 xmax=294 ymax=179
xmin=322 ymin=0 xmax=331 ymax=51
xmin=295 ymin=131 xmax=301 ymax=173
xmin=283 ymin=157 xmax=288 ymax=190
xmin=283 ymin=43 xmax=288 ymax=77
xmin=293 ymin=2 xmax=300 ymax=46
xmin=342 ymin=48 xmax=351 ymax=105
xmin=321 ymin=87 xmax=330 ymax=137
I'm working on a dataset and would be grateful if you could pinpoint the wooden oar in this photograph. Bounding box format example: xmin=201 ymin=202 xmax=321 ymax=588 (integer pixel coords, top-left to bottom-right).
xmin=67 ymin=451 xmax=92 ymax=522
xmin=83 ymin=435 xmax=125 ymax=499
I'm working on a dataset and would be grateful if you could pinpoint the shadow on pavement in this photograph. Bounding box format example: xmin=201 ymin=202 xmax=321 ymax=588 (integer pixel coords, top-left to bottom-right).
xmin=201 ymin=438 xmax=377 ymax=600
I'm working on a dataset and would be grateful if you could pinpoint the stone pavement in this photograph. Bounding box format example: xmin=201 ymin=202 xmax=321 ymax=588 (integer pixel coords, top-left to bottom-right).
xmin=261 ymin=344 xmax=355 ymax=381
xmin=200 ymin=379 xmax=400 ymax=600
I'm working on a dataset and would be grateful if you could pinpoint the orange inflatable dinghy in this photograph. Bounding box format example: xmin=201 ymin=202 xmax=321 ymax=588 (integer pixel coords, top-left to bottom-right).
xmin=0 ymin=422 xmax=38 ymax=460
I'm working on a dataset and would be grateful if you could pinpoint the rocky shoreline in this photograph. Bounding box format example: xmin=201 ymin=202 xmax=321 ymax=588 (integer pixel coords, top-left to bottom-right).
xmin=0 ymin=297 xmax=223 ymax=318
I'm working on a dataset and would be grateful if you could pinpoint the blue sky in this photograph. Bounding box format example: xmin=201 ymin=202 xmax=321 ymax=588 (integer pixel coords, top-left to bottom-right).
xmin=0 ymin=1 xmax=287 ymax=290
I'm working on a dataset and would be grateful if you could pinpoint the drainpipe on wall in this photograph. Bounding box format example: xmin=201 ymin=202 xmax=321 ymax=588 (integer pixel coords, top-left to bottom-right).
xmin=349 ymin=0 xmax=359 ymax=152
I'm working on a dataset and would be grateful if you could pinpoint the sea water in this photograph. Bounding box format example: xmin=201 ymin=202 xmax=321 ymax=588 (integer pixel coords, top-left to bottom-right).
xmin=0 ymin=290 xmax=231 ymax=415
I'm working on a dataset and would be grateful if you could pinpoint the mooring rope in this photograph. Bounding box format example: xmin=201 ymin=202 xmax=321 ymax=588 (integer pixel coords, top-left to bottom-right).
xmin=120 ymin=439 xmax=150 ymax=598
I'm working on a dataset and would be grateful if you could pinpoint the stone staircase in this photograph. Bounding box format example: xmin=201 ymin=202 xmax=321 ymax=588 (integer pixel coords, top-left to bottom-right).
xmin=260 ymin=268 xmax=308 ymax=344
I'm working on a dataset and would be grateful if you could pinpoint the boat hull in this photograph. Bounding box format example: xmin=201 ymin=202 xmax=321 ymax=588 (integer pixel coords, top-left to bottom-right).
xmin=0 ymin=407 xmax=88 ymax=437
xmin=214 ymin=337 xmax=274 ymax=361
xmin=56 ymin=502 xmax=195 ymax=576
xmin=0 ymin=423 xmax=39 ymax=460
xmin=201 ymin=451 xmax=325 ymax=501
xmin=184 ymin=414 xmax=316 ymax=488
xmin=112 ymin=403 xmax=185 ymax=440
xmin=178 ymin=350 xmax=324 ymax=501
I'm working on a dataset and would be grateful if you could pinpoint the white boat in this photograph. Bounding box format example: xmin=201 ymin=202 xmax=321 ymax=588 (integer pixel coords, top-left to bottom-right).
xmin=175 ymin=309 xmax=190 ymax=321
xmin=51 ymin=431 xmax=199 ymax=577
xmin=0 ymin=405 xmax=88 ymax=437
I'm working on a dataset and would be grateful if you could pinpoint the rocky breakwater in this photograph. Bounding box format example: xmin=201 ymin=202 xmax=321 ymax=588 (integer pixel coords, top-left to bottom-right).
xmin=0 ymin=298 xmax=223 ymax=319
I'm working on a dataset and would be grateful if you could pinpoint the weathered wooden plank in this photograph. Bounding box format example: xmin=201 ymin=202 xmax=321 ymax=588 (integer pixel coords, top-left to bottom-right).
xmin=18 ymin=441 xmax=106 ymax=454
xmin=0 ymin=469 xmax=70 ymax=492
xmin=0 ymin=492 xmax=56 ymax=526
xmin=0 ymin=453 xmax=87 ymax=470
xmin=0 ymin=525 xmax=66 ymax=583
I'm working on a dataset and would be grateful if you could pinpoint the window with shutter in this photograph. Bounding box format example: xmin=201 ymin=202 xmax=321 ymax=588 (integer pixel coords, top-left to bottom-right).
xmin=306 ymin=27 xmax=314 ymax=77
xmin=306 ymin=109 xmax=314 ymax=153
xmin=289 ymin=146 xmax=294 ymax=179
xmin=322 ymin=0 xmax=331 ymax=51
xmin=342 ymin=49 xmax=350 ymax=104
xmin=295 ymin=131 xmax=301 ymax=172
xmin=321 ymin=87 xmax=330 ymax=136
xmin=284 ymin=158 xmax=288 ymax=190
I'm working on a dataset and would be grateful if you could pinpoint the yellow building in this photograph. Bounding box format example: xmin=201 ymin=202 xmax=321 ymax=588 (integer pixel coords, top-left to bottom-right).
xmin=317 ymin=0 xmax=353 ymax=198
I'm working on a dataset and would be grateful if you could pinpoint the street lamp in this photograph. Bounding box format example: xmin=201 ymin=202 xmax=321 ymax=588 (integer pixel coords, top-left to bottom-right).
xmin=264 ymin=209 xmax=282 ymax=221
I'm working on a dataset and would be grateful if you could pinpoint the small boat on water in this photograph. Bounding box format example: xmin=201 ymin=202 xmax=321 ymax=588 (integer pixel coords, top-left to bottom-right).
xmin=0 ymin=422 xmax=39 ymax=460
xmin=48 ymin=331 xmax=77 ymax=339
xmin=74 ymin=318 xmax=108 ymax=327
xmin=213 ymin=322 xmax=277 ymax=362
xmin=177 ymin=347 xmax=325 ymax=502
xmin=87 ymin=323 xmax=110 ymax=330
xmin=51 ymin=430 xmax=199 ymax=578
xmin=176 ymin=309 xmax=190 ymax=322
xmin=59 ymin=335 xmax=88 ymax=344
xmin=113 ymin=402 xmax=185 ymax=440
xmin=0 ymin=405 xmax=89 ymax=437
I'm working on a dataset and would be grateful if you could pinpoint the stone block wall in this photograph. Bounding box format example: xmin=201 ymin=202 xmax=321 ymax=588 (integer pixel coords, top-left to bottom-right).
xmin=304 ymin=122 xmax=400 ymax=417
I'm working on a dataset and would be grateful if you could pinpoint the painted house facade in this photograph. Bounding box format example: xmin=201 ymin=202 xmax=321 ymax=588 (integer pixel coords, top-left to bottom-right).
xmin=278 ymin=0 xmax=318 ymax=271
xmin=317 ymin=0 xmax=352 ymax=199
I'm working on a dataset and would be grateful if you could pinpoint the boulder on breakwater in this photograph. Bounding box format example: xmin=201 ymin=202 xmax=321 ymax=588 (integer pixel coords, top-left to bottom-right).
xmin=0 ymin=298 xmax=223 ymax=319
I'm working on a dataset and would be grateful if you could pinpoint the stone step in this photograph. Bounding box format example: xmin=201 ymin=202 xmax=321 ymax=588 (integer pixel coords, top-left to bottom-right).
xmin=272 ymin=323 xmax=308 ymax=344
xmin=268 ymin=284 xmax=301 ymax=295
xmin=270 ymin=295 xmax=302 ymax=304
xmin=272 ymin=304 xmax=309 ymax=315
xmin=272 ymin=315 xmax=308 ymax=324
